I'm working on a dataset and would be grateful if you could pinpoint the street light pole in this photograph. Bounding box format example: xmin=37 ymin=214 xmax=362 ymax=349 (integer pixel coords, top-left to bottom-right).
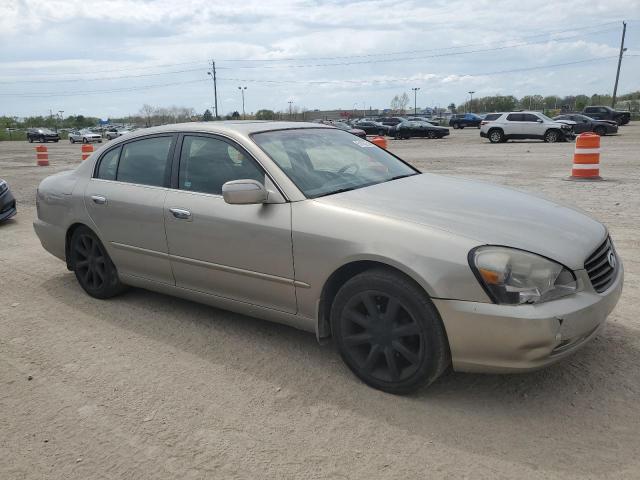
xmin=238 ymin=86 xmax=247 ymax=119
xmin=288 ymin=101 xmax=294 ymax=120
xmin=412 ymin=87 xmax=420 ymax=115
xmin=468 ymin=91 xmax=475 ymax=113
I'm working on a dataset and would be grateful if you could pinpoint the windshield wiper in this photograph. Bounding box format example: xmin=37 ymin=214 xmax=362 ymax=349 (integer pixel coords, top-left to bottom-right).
xmin=315 ymin=186 xmax=359 ymax=198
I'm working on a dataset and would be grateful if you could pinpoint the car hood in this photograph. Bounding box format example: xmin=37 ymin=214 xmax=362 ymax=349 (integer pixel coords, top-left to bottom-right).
xmin=314 ymin=173 xmax=606 ymax=269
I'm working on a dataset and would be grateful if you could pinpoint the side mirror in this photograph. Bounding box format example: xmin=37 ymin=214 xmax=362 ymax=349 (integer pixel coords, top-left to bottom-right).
xmin=536 ymin=119 xmax=543 ymax=123
xmin=222 ymin=179 xmax=267 ymax=205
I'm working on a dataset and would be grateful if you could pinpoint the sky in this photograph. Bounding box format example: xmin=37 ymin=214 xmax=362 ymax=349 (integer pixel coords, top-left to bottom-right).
xmin=1 ymin=0 xmax=639 ymax=119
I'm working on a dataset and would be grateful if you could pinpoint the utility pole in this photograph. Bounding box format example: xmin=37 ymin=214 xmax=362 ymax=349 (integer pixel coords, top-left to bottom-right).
xmin=612 ymin=21 xmax=627 ymax=108
xmin=238 ymin=86 xmax=247 ymax=119
xmin=412 ymin=87 xmax=420 ymax=115
xmin=207 ymin=60 xmax=219 ymax=119
xmin=468 ymin=91 xmax=475 ymax=113
xmin=288 ymin=101 xmax=293 ymax=120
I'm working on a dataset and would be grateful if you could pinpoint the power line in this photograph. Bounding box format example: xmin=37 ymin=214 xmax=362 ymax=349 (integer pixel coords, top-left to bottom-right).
xmin=0 ymin=20 xmax=622 ymax=80
xmin=3 ymin=55 xmax=628 ymax=98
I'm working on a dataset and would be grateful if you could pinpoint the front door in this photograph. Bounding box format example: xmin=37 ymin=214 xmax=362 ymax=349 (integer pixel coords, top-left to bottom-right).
xmin=85 ymin=135 xmax=176 ymax=284
xmin=163 ymin=134 xmax=297 ymax=313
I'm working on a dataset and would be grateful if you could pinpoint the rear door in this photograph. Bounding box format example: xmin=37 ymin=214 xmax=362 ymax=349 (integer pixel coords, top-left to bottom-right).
xmin=163 ymin=133 xmax=297 ymax=313
xmin=85 ymin=134 xmax=176 ymax=284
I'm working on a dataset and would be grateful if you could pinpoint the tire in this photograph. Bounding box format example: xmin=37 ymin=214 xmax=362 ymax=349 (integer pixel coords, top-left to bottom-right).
xmin=615 ymin=117 xmax=623 ymax=126
xmin=28 ymin=136 xmax=33 ymax=143
xmin=488 ymin=129 xmax=504 ymax=143
xmin=452 ymin=123 xmax=459 ymax=129
xmin=544 ymin=129 xmax=560 ymax=143
xmin=54 ymin=140 xmax=59 ymax=143
xmin=594 ymin=126 xmax=606 ymax=136
xmin=40 ymin=136 xmax=45 ymax=143
xmin=70 ymin=138 xmax=75 ymax=144
xmin=70 ymin=226 xmax=127 ymax=299
xmin=427 ymin=130 xmax=436 ymax=139
xmin=83 ymin=137 xmax=88 ymax=144
xmin=378 ymin=130 xmax=385 ymax=136
xmin=331 ymin=268 xmax=450 ymax=394
xmin=459 ymin=125 xmax=465 ymax=129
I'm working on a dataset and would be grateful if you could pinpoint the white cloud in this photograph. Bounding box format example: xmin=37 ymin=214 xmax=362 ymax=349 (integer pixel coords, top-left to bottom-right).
xmin=0 ymin=0 xmax=638 ymax=116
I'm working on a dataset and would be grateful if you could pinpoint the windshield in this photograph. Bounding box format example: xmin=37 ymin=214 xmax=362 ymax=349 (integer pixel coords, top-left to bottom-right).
xmin=252 ymin=128 xmax=418 ymax=198
xmin=537 ymin=113 xmax=556 ymax=122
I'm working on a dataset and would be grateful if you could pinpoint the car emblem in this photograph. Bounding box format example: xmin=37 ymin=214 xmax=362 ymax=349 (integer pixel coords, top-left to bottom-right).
xmin=607 ymin=250 xmax=617 ymax=269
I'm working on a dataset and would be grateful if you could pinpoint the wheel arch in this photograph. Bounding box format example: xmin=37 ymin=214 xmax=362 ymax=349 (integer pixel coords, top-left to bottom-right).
xmin=316 ymin=259 xmax=435 ymax=341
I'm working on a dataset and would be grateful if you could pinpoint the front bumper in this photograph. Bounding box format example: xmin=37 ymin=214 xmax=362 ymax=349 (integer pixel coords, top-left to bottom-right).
xmin=433 ymin=265 xmax=623 ymax=373
xmin=0 ymin=188 xmax=17 ymax=222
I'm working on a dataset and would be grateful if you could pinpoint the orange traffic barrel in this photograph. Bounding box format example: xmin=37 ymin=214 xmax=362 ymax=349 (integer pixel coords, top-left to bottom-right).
xmin=36 ymin=145 xmax=49 ymax=166
xmin=569 ymin=132 xmax=602 ymax=181
xmin=81 ymin=144 xmax=94 ymax=161
xmin=370 ymin=135 xmax=388 ymax=149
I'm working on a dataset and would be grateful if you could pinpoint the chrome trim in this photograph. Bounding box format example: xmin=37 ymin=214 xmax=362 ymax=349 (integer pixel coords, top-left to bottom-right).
xmin=110 ymin=242 xmax=169 ymax=259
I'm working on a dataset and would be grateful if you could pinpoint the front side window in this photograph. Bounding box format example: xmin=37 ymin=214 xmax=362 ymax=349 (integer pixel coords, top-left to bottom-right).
xmin=117 ymin=136 xmax=173 ymax=187
xmin=522 ymin=114 xmax=540 ymax=122
xmin=253 ymin=128 xmax=418 ymax=198
xmin=178 ymin=136 xmax=264 ymax=195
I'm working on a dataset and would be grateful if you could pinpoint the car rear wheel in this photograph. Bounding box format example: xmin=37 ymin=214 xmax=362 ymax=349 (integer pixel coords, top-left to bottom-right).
xmin=488 ymin=129 xmax=504 ymax=143
xmin=82 ymin=137 xmax=88 ymax=144
xmin=70 ymin=226 xmax=126 ymax=299
xmin=594 ymin=126 xmax=606 ymax=136
xmin=544 ymin=129 xmax=560 ymax=143
xmin=331 ymin=269 xmax=450 ymax=394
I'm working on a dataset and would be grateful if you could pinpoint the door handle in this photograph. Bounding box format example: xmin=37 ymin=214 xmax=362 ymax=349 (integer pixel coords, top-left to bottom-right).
xmin=91 ymin=195 xmax=107 ymax=205
xmin=170 ymin=208 xmax=192 ymax=220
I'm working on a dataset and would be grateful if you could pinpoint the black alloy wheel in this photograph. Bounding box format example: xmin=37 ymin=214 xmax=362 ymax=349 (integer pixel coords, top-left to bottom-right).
xmin=427 ymin=130 xmax=437 ymax=139
xmin=331 ymin=269 xmax=450 ymax=394
xmin=71 ymin=227 xmax=126 ymax=299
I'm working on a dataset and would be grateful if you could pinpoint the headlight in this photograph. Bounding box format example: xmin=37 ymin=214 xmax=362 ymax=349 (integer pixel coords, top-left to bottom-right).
xmin=469 ymin=246 xmax=577 ymax=305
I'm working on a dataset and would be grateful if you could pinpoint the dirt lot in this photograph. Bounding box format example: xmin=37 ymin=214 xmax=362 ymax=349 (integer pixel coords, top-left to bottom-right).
xmin=1 ymin=128 xmax=639 ymax=479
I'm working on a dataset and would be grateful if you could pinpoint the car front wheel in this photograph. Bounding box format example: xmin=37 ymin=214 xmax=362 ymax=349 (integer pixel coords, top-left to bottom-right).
xmin=331 ymin=268 xmax=450 ymax=394
xmin=70 ymin=226 xmax=127 ymax=299
xmin=594 ymin=126 xmax=606 ymax=136
xmin=544 ymin=129 xmax=560 ymax=143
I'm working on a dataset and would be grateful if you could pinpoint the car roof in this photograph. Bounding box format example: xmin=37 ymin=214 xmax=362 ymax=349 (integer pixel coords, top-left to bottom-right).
xmin=124 ymin=121 xmax=332 ymax=137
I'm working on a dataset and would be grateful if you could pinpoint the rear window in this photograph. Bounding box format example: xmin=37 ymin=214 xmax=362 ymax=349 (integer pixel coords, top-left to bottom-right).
xmin=484 ymin=114 xmax=501 ymax=121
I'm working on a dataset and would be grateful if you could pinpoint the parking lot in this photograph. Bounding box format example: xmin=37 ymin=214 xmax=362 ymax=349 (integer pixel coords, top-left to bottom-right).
xmin=1 ymin=126 xmax=639 ymax=479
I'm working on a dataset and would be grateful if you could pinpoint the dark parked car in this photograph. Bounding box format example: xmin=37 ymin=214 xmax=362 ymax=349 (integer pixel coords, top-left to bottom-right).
xmin=449 ymin=113 xmax=482 ymax=129
xmin=0 ymin=178 xmax=17 ymax=222
xmin=553 ymin=114 xmax=618 ymax=136
xmin=391 ymin=121 xmax=450 ymax=139
xmin=324 ymin=121 xmax=366 ymax=138
xmin=376 ymin=116 xmax=408 ymax=127
xmin=582 ymin=106 xmax=630 ymax=125
xmin=354 ymin=121 xmax=390 ymax=136
xmin=27 ymin=128 xmax=60 ymax=143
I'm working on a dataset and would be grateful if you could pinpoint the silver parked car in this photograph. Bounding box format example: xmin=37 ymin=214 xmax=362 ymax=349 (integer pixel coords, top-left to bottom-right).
xmin=34 ymin=121 xmax=623 ymax=393
xmin=69 ymin=129 xmax=102 ymax=144
xmin=105 ymin=128 xmax=132 ymax=140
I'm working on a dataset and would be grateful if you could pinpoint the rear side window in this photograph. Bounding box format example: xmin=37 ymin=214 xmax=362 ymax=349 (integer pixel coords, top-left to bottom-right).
xmin=97 ymin=147 xmax=121 ymax=180
xmin=117 ymin=136 xmax=173 ymax=187
xmin=484 ymin=114 xmax=501 ymax=121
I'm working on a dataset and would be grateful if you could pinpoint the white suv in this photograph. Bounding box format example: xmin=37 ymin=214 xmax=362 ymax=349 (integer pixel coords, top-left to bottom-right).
xmin=480 ymin=111 xmax=574 ymax=143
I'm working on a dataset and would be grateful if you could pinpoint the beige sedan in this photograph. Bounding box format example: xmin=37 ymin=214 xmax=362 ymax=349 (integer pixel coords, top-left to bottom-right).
xmin=34 ymin=122 xmax=623 ymax=393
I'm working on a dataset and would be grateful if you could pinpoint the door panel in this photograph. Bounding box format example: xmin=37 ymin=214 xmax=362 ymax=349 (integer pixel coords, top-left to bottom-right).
xmin=163 ymin=134 xmax=296 ymax=313
xmin=164 ymin=191 xmax=296 ymax=313
xmin=85 ymin=180 xmax=172 ymax=283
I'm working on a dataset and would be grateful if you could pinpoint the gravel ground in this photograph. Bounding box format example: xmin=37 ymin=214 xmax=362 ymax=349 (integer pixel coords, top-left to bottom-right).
xmin=1 ymin=127 xmax=639 ymax=479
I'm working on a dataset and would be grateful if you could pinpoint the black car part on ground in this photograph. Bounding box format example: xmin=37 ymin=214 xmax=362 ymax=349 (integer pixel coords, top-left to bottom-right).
xmin=0 ymin=179 xmax=17 ymax=222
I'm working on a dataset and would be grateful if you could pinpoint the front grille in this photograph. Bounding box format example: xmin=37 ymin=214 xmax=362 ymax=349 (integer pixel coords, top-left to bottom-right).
xmin=585 ymin=236 xmax=617 ymax=293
